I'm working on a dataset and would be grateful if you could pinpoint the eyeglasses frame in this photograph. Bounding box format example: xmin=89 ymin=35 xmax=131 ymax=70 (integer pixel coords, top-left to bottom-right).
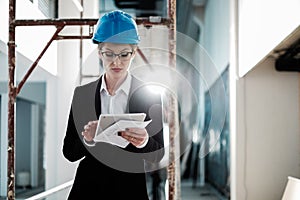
xmin=99 ymin=50 xmax=134 ymax=61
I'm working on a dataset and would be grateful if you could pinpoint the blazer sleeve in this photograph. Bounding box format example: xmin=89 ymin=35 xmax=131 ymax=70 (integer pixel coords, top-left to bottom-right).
xmin=127 ymin=87 xmax=165 ymax=163
xmin=62 ymin=80 xmax=99 ymax=162
xmin=62 ymin=106 xmax=88 ymax=162
xmin=140 ymin=127 xmax=164 ymax=163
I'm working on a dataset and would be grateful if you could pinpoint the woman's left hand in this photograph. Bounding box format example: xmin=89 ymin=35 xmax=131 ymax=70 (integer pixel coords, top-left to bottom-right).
xmin=119 ymin=128 xmax=148 ymax=147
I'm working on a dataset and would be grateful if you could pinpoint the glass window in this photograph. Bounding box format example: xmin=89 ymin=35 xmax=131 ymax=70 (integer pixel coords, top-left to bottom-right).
xmin=29 ymin=0 xmax=58 ymax=18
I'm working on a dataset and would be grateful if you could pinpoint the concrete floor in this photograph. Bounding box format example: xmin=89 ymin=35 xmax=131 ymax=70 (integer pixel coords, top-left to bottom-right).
xmin=181 ymin=180 xmax=228 ymax=200
xmin=146 ymin=178 xmax=229 ymax=200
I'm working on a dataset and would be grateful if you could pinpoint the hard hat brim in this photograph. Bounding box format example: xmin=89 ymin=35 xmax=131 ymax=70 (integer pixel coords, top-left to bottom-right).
xmin=92 ymin=29 xmax=140 ymax=44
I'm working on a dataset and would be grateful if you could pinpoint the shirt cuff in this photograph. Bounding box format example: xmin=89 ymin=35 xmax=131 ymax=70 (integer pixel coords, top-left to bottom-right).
xmin=83 ymin=138 xmax=96 ymax=147
xmin=136 ymin=134 xmax=149 ymax=148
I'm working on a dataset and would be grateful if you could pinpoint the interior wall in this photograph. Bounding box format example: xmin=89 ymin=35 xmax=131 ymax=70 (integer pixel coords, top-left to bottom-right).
xmin=0 ymin=94 xmax=7 ymax=196
xmin=0 ymin=96 xmax=1 ymax=170
xmin=203 ymin=0 xmax=230 ymax=81
xmin=0 ymin=51 xmax=8 ymax=82
xmin=0 ymin=95 xmax=1 ymax=137
xmin=236 ymin=58 xmax=300 ymax=200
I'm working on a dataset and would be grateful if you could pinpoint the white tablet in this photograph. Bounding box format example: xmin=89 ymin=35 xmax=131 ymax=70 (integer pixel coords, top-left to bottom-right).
xmin=97 ymin=113 xmax=146 ymax=132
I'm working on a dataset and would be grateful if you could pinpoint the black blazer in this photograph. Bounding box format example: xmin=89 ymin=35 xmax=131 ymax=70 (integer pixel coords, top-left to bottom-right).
xmin=63 ymin=76 xmax=164 ymax=200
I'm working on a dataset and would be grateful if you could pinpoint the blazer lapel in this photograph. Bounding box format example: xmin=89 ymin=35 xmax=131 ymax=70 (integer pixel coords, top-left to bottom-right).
xmin=127 ymin=76 xmax=145 ymax=113
xmin=94 ymin=76 xmax=102 ymax=118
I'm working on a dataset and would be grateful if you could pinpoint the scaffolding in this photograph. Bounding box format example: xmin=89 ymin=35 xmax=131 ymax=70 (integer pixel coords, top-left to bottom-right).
xmin=6 ymin=0 xmax=179 ymax=199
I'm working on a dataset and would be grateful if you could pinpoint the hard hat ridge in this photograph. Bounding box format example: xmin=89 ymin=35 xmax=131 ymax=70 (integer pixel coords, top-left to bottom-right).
xmin=92 ymin=10 xmax=140 ymax=44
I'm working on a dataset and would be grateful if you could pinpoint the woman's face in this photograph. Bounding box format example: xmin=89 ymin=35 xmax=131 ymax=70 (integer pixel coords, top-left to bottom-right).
xmin=99 ymin=43 xmax=136 ymax=81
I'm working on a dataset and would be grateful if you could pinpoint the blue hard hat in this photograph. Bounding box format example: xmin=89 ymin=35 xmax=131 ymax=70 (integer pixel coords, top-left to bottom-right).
xmin=92 ymin=10 xmax=140 ymax=44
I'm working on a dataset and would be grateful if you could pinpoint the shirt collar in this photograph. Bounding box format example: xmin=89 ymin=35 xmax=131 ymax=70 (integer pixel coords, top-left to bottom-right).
xmin=100 ymin=73 xmax=132 ymax=96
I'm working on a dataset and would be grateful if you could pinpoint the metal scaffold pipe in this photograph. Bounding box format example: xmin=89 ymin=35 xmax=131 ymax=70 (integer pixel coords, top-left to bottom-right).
xmin=167 ymin=0 xmax=180 ymax=199
xmin=7 ymin=0 xmax=16 ymax=199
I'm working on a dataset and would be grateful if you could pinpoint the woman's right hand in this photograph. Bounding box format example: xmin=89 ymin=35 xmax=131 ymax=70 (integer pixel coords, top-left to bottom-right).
xmin=81 ymin=121 xmax=98 ymax=142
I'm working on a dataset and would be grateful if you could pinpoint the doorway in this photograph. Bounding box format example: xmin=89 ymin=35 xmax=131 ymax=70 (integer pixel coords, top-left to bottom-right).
xmin=15 ymin=98 xmax=45 ymax=198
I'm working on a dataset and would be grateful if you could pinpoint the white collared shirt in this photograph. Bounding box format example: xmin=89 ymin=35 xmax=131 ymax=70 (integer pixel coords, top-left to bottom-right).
xmin=100 ymin=73 xmax=131 ymax=114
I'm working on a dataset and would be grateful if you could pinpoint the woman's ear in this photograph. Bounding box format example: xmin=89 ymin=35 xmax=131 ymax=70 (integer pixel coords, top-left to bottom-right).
xmin=97 ymin=43 xmax=103 ymax=59
xmin=98 ymin=49 xmax=103 ymax=60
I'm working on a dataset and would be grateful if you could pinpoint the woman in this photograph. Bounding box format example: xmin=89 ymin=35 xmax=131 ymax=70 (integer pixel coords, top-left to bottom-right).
xmin=62 ymin=10 xmax=164 ymax=200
